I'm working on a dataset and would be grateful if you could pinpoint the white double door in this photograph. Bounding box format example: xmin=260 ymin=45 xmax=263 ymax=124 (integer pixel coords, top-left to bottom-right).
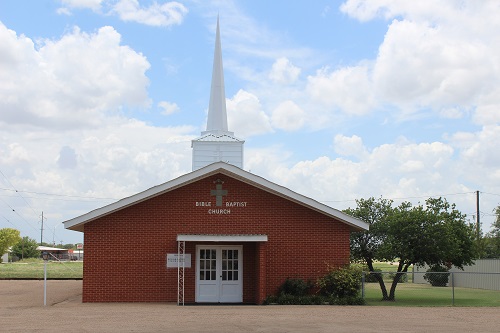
xmin=196 ymin=245 xmax=243 ymax=303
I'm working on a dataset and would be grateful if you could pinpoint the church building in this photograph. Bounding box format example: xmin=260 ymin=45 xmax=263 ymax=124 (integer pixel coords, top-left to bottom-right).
xmin=63 ymin=19 xmax=369 ymax=304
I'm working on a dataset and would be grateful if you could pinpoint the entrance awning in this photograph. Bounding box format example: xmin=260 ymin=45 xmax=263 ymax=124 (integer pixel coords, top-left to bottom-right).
xmin=176 ymin=234 xmax=268 ymax=242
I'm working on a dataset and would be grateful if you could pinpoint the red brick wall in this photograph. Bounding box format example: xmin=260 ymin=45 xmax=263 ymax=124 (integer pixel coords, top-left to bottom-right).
xmin=82 ymin=173 xmax=351 ymax=303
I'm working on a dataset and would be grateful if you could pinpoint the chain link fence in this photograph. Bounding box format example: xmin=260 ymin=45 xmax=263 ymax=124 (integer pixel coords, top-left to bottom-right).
xmin=362 ymin=271 xmax=500 ymax=306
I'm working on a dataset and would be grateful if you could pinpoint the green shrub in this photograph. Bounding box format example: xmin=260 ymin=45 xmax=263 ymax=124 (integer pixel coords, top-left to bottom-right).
xmin=263 ymin=270 xmax=366 ymax=305
xmin=424 ymin=264 xmax=450 ymax=287
xmin=277 ymin=278 xmax=312 ymax=296
xmin=317 ymin=265 xmax=363 ymax=298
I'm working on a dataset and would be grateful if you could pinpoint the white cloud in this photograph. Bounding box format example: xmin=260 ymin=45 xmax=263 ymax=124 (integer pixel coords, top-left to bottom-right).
xmin=333 ymin=134 xmax=368 ymax=159
xmin=246 ymin=137 xmax=470 ymax=217
xmin=268 ymin=57 xmax=301 ymax=85
xmin=373 ymin=20 xmax=492 ymax=112
xmin=226 ymin=89 xmax=273 ymax=137
xmin=340 ymin=0 xmax=456 ymax=22
xmin=57 ymin=146 xmax=78 ymax=169
xmin=158 ymin=101 xmax=180 ymax=115
xmin=0 ymin=118 xmax=195 ymax=222
xmin=306 ymin=65 xmax=376 ymax=116
xmin=271 ymin=100 xmax=305 ymax=131
xmin=111 ymin=0 xmax=188 ymax=27
xmin=0 ymin=23 xmax=150 ymax=129
xmin=57 ymin=0 xmax=188 ymax=27
xmin=0 ymin=22 xmax=196 ymax=243
xmin=338 ymin=1 xmax=500 ymax=124
xmin=58 ymin=0 xmax=104 ymax=12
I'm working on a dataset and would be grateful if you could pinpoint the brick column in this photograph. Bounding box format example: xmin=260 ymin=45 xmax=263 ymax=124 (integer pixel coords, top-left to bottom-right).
xmin=256 ymin=242 xmax=267 ymax=304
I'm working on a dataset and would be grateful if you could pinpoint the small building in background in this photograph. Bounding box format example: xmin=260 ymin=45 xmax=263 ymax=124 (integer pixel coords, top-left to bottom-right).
xmin=36 ymin=246 xmax=69 ymax=260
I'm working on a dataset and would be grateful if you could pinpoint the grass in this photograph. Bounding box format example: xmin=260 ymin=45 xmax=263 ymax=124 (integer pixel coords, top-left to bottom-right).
xmin=0 ymin=259 xmax=83 ymax=279
xmin=364 ymin=262 xmax=500 ymax=306
xmin=363 ymin=282 xmax=500 ymax=307
xmin=2 ymin=260 xmax=497 ymax=307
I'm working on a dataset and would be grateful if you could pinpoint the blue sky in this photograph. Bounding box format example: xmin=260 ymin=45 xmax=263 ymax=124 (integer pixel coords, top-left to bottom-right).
xmin=1 ymin=0 xmax=499 ymax=246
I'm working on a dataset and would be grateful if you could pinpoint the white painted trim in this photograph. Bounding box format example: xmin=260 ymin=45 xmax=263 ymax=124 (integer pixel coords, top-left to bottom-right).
xmin=63 ymin=162 xmax=369 ymax=232
xmin=177 ymin=234 xmax=268 ymax=242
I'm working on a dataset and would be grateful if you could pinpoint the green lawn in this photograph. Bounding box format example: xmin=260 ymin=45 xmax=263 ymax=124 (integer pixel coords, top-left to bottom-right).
xmin=366 ymin=262 xmax=500 ymax=306
xmin=363 ymin=282 xmax=500 ymax=307
xmin=0 ymin=260 xmax=82 ymax=279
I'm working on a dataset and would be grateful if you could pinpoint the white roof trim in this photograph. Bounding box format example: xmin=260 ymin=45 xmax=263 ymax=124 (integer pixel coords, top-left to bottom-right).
xmin=177 ymin=234 xmax=268 ymax=242
xmin=63 ymin=162 xmax=369 ymax=232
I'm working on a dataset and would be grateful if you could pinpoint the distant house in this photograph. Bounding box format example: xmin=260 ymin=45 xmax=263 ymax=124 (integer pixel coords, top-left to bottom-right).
xmin=1 ymin=252 xmax=8 ymax=263
xmin=37 ymin=246 xmax=69 ymax=260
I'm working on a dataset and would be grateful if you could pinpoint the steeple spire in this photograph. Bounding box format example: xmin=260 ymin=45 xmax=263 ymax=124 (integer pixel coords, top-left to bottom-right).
xmin=205 ymin=16 xmax=229 ymax=134
xmin=192 ymin=16 xmax=244 ymax=171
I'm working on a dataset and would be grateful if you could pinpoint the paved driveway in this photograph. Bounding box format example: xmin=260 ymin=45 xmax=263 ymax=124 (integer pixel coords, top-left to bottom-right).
xmin=1 ymin=280 xmax=498 ymax=332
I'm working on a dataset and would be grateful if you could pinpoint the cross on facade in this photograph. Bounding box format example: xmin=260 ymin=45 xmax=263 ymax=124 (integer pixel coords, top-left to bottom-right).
xmin=211 ymin=180 xmax=227 ymax=206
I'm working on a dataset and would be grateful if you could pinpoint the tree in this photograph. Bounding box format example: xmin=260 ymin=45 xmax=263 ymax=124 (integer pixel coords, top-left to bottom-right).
xmin=344 ymin=197 xmax=394 ymax=299
xmin=483 ymin=205 xmax=500 ymax=258
xmin=0 ymin=228 xmax=21 ymax=263
xmin=346 ymin=197 xmax=477 ymax=301
xmin=11 ymin=236 xmax=40 ymax=260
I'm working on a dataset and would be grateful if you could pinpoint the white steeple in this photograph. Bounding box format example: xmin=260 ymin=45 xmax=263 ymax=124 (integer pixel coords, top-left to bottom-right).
xmin=192 ymin=17 xmax=244 ymax=171
xmin=204 ymin=17 xmax=231 ymax=135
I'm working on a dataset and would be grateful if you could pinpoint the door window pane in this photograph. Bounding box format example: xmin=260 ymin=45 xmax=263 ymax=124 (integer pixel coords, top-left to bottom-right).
xmin=200 ymin=249 xmax=218 ymax=281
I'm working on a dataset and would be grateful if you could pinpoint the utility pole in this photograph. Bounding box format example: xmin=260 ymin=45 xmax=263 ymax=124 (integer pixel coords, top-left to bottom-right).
xmin=40 ymin=211 xmax=45 ymax=245
xmin=476 ymin=191 xmax=481 ymax=242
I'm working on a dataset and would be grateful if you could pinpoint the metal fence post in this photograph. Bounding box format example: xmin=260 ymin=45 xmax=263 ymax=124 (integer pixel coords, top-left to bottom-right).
xmin=451 ymin=272 xmax=455 ymax=306
xmin=361 ymin=271 xmax=365 ymax=298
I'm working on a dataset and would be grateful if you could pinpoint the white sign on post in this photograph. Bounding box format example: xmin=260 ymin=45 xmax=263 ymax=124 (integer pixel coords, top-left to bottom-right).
xmin=166 ymin=253 xmax=191 ymax=268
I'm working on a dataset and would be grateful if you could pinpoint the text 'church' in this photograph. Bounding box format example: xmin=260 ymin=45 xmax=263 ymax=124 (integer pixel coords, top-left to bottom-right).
xmin=63 ymin=19 xmax=369 ymax=304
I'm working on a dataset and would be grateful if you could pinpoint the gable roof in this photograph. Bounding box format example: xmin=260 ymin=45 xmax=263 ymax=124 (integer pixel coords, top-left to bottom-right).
xmin=63 ymin=162 xmax=369 ymax=232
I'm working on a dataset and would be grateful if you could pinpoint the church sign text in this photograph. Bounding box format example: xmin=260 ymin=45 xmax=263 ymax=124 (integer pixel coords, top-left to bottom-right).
xmin=194 ymin=179 xmax=247 ymax=214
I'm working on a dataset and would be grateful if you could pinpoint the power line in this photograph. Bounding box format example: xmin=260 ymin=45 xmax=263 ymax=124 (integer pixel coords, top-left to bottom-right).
xmin=320 ymin=191 xmax=476 ymax=204
xmin=0 ymin=187 xmax=118 ymax=201
xmin=1 ymin=215 xmax=19 ymax=228
xmin=0 ymin=197 xmax=41 ymax=235
xmin=481 ymin=191 xmax=500 ymax=197
xmin=0 ymin=170 xmax=39 ymax=218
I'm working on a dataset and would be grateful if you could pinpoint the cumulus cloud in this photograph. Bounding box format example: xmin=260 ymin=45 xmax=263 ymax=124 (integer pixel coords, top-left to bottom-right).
xmin=0 ymin=23 xmax=150 ymax=130
xmin=226 ymin=90 xmax=273 ymax=137
xmin=248 ymin=138 xmax=462 ymax=212
xmin=333 ymin=134 xmax=368 ymax=159
xmin=306 ymin=65 xmax=376 ymax=116
xmin=338 ymin=0 xmax=500 ymax=123
xmin=0 ymin=21 xmax=196 ymax=240
xmin=271 ymin=100 xmax=305 ymax=131
xmin=268 ymin=57 xmax=301 ymax=84
xmin=373 ymin=20 xmax=492 ymax=113
xmin=0 ymin=118 xmax=195 ymax=215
